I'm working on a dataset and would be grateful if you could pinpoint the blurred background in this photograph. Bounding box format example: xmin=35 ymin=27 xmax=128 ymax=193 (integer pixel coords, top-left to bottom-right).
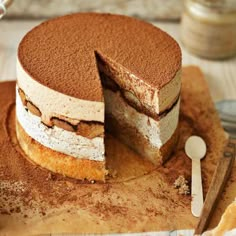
xmin=4 ymin=0 xmax=183 ymax=21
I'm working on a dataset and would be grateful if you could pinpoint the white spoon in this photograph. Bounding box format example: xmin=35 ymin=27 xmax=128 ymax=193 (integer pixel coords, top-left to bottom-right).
xmin=185 ymin=135 xmax=207 ymax=217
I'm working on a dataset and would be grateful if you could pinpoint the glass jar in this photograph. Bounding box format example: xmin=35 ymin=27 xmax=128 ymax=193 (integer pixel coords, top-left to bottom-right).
xmin=181 ymin=0 xmax=236 ymax=59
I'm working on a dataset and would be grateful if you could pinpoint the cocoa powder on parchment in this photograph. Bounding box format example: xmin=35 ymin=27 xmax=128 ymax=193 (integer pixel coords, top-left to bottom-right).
xmin=0 ymin=67 xmax=231 ymax=235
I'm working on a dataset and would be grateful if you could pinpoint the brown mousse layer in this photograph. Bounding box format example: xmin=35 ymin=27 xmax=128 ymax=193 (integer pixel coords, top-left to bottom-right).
xmin=18 ymin=88 xmax=104 ymax=139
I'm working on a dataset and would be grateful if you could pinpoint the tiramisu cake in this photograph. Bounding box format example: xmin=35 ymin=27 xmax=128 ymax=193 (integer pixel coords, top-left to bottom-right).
xmin=16 ymin=13 xmax=181 ymax=182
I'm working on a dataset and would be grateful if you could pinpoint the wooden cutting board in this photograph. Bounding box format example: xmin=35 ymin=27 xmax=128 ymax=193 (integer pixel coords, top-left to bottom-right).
xmin=0 ymin=66 xmax=234 ymax=235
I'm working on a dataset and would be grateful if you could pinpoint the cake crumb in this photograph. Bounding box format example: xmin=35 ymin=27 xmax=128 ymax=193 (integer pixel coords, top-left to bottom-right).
xmin=178 ymin=184 xmax=190 ymax=195
xmin=46 ymin=172 xmax=52 ymax=181
xmin=107 ymin=169 xmax=118 ymax=178
xmin=174 ymin=175 xmax=190 ymax=195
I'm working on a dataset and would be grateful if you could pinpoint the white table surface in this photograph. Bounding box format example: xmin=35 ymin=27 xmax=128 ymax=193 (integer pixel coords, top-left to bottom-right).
xmin=1 ymin=19 xmax=235 ymax=236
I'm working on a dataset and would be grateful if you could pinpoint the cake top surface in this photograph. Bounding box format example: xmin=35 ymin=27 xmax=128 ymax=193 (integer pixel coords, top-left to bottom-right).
xmin=18 ymin=13 xmax=181 ymax=101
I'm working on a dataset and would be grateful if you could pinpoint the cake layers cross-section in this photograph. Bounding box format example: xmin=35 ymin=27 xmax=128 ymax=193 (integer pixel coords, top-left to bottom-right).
xmin=16 ymin=13 xmax=182 ymax=182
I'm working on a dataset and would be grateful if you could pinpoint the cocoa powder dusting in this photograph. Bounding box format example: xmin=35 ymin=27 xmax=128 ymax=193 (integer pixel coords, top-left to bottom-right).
xmin=18 ymin=13 xmax=181 ymax=101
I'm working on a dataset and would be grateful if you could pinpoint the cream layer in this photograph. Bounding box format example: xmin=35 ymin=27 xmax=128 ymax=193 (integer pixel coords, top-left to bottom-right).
xmin=17 ymin=58 xmax=104 ymax=126
xmin=16 ymin=90 xmax=105 ymax=161
xmin=104 ymin=88 xmax=180 ymax=148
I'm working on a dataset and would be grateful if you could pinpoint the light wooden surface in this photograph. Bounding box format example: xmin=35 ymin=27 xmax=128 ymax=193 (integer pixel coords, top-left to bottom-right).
xmin=0 ymin=20 xmax=235 ymax=236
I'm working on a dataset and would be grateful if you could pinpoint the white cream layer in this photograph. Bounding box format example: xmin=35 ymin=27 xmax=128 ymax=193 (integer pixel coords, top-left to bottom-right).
xmin=16 ymin=90 xmax=105 ymax=161
xmin=104 ymin=89 xmax=179 ymax=148
xmin=17 ymin=58 xmax=104 ymax=125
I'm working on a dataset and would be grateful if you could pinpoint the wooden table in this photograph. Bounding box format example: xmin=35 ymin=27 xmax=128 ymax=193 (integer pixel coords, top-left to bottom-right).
xmin=0 ymin=20 xmax=235 ymax=236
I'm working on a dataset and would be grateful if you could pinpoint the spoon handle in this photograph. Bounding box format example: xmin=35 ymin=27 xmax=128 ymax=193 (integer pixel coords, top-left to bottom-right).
xmin=191 ymin=159 xmax=204 ymax=217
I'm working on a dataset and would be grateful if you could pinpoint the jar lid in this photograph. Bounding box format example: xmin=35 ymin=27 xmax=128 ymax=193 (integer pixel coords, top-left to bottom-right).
xmin=195 ymin=0 xmax=236 ymax=10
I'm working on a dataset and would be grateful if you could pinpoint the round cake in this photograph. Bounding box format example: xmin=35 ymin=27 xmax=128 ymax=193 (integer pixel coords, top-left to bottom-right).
xmin=16 ymin=13 xmax=182 ymax=182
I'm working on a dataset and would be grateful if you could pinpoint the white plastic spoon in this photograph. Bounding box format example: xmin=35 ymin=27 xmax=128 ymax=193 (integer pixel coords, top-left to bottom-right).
xmin=185 ymin=135 xmax=207 ymax=217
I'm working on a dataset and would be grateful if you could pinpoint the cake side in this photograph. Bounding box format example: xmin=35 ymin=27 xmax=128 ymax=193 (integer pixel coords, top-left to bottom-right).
xmin=16 ymin=89 xmax=105 ymax=161
xmin=15 ymin=84 xmax=106 ymax=181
